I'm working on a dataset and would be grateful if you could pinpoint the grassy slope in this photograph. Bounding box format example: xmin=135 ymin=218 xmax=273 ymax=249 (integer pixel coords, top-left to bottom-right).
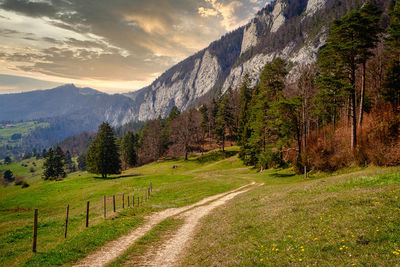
xmin=0 ymin=122 xmax=49 ymax=148
xmin=0 ymin=149 xmax=249 ymax=266
xmin=1 ymin=147 xmax=399 ymax=266
xmin=182 ymin=167 xmax=400 ymax=266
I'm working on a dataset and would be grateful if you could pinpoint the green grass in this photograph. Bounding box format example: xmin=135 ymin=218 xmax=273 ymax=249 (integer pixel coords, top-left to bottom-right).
xmin=1 ymin=147 xmax=400 ymax=266
xmin=0 ymin=158 xmax=44 ymax=182
xmin=181 ymin=167 xmax=400 ymax=266
xmin=0 ymin=149 xmax=250 ymax=266
xmin=0 ymin=122 xmax=49 ymax=148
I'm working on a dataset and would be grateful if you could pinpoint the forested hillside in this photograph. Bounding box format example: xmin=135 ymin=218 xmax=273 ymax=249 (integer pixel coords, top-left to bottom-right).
xmin=112 ymin=0 xmax=399 ymax=173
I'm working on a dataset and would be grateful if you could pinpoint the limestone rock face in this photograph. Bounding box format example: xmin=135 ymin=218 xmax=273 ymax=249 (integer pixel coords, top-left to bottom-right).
xmin=124 ymin=0 xmax=356 ymax=122
xmin=130 ymin=49 xmax=221 ymax=121
xmin=306 ymin=0 xmax=327 ymax=16
xmin=241 ymin=21 xmax=258 ymax=55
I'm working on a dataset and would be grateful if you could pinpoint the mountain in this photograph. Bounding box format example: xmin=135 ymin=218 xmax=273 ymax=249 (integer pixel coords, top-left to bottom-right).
xmin=0 ymin=84 xmax=136 ymax=126
xmin=0 ymin=0 xmax=385 ymax=158
xmin=125 ymin=0 xmax=374 ymax=121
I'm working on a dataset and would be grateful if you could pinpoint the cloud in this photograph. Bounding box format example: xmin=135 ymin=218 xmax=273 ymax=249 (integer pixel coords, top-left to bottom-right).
xmin=0 ymin=0 xmax=57 ymax=18
xmin=0 ymin=0 xmax=268 ymax=93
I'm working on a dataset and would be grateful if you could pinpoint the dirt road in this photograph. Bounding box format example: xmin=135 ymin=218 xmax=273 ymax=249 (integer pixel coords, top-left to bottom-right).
xmin=73 ymin=183 xmax=256 ymax=267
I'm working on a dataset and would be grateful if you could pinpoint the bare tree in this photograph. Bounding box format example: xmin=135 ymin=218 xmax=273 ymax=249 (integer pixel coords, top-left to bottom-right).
xmin=169 ymin=109 xmax=202 ymax=160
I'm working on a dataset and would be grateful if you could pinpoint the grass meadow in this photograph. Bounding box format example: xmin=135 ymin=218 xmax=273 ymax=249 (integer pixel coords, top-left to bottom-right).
xmin=0 ymin=147 xmax=399 ymax=266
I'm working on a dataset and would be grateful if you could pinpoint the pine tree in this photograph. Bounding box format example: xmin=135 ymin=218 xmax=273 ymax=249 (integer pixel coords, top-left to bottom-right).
xmin=42 ymin=148 xmax=55 ymax=180
xmin=161 ymin=106 xmax=181 ymax=154
xmin=86 ymin=122 xmax=121 ymax=178
xmin=121 ymin=132 xmax=139 ymax=168
xmin=241 ymin=58 xmax=288 ymax=166
xmin=215 ymin=94 xmax=233 ymax=152
xmin=358 ymin=2 xmax=382 ymax=126
xmin=54 ymin=146 xmax=66 ymax=178
xmin=65 ymin=150 xmax=76 ymax=173
xmin=77 ymin=154 xmax=87 ymax=171
xmin=237 ymin=75 xmax=252 ymax=146
xmin=384 ymin=0 xmax=400 ymax=110
xmin=315 ymin=45 xmax=348 ymax=128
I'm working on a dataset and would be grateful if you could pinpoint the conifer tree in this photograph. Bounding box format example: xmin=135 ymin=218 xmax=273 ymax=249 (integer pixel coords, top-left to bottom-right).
xmin=358 ymin=2 xmax=382 ymax=126
xmin=54 ymin=146 xmax=66 ymax=178
xmin=384 ymin=0 xmax=400 ymax=110
xmin=121 ymin=132 xmax=139 ymax=168
xmin=86 ymin=122 xmax=121 ymax=178
xmin=237 ymin=75 xmax=252 ymax=146
xmin=42 ymin=147 xmax=66 ymax=180
xmin=77 ymin=154 xmax=86 ymax=171
xmin=215 ymin=93 xmax=233 ymax=152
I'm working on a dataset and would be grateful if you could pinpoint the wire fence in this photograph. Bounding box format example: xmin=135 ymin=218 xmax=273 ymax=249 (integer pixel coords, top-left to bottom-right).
xmin=32 ymin=182 xmax=153 ymax=252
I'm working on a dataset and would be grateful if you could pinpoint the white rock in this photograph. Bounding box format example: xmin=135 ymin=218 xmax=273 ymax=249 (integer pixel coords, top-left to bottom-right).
xmin=241 ymin=21 xmax=258 ymax=54
xmin=306 ymin=0 xmax=327 ymax=16
xmin=271 ymin=0 xmax=286 ymax=33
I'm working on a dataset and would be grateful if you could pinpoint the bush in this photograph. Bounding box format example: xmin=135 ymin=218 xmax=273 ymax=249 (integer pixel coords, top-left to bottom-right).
xmin=305 ymin=107 xmax=400 ymax=172
xmin=257 ymin=149 xmax=285 ymax=171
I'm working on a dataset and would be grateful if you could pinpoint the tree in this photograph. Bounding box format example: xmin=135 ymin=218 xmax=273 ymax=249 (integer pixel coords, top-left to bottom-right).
xmin=169 ymin=109 xmax=202 ymax=160
xmin=86 ymin=122 xmax=121 ymax=178
xmin=358 ymin=2 xmax=382 ymax=126
xmin=324 ymin=9 xmax=378 ymax=150
xmin=237 ymin=74 xmax=252 ymax=146
xmin=297 ymin=65 xmax=317 ymax=153
xmin=139 ymin=119 xmax=163 ymax=164
xmin=42 ymin=147 xmax=66 ymax=180
xmin=161 ymin=106 xmax=181 ymax=154
xmin=3 ymin=170 xmax=14 ymax=183
xmin=54 ymin=147 xmax=66 ymax=178
xmin=42 ymin=148 xmax=56 ymax=180
xmin=64 ymin=150 xmax=76 ymax=173
xmin=41 ymin=149 xmax=47 ymax=159
xmin=4 ymin=156 xmax=11 ymax=165
xmin=215 ymin=93 xmax=233 ymax=151
xmin=77 ymin=154 xmax=87 ymax=171
xmin=241 ymin=58 xmax=288 ymax=166
xmin=315 ymin=45 xmax=348 ymax=128
xmin=121 ymin=132 xmax=139 ymax=168
xmin=384 ymin=0 xmax=400 ymax=111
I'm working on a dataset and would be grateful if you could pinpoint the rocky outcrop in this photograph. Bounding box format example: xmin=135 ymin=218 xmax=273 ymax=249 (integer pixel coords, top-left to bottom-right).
xmin=131 ymin=49 xmax=222 ymax=121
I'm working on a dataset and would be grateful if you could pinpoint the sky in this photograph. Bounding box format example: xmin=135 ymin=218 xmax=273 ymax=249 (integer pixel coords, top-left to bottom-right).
xmin=0 ymin=0 xmax=269 ymax=94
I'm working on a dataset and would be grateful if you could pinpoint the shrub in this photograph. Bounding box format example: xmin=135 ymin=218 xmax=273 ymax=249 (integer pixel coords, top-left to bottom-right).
xmin=257 ymin=149 xmax=285 ymax=171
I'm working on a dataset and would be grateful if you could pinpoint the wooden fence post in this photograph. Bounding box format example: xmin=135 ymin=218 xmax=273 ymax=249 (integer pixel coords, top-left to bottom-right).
xmin=123 ymin=194 xmax=125 ymax=209
xmin=113 ymin=195 xmax=116 ymax=212
xmin=128 ymin=196 xmax=130 ymax=207
xmin=32 ymin=209 xmax=38 ymax=252
xmin=86 ymin=201 xmax=90 ymax=227
xmin=64 ymin=204 xmax=69 ymax=238
xmin=104 ymin=196 xmax=106 ymax=218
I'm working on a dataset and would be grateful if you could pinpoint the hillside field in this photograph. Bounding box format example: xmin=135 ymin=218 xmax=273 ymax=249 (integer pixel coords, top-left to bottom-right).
xmin=0 ymin=148 xmax=399 ymax=266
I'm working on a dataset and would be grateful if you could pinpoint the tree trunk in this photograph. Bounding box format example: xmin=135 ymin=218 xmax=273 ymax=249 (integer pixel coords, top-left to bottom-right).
xmin=302 ymin=97 xmax=307 ymax=153
xmin=222 ymin=134 xmax=225 ymax=152
xmin=358 ymin=62 xmax=366 ymax=128
xmin=351 ymin=71 xmax=357 ymax=151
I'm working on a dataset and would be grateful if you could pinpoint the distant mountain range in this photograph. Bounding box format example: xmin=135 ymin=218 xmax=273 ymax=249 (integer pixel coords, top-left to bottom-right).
xmin=0 ymin=84 xmax=136 ymax=126
xmin=0 ymin=0 xmax=384 ymax=158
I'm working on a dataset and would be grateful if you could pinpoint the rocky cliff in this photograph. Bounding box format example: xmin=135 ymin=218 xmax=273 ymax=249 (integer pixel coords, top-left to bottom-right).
xmin=126 ymin=0 xmax=367 ymax=121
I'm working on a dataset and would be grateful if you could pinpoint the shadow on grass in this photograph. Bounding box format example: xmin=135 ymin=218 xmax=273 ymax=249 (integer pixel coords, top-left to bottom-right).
xmin=94 ymin=174 xmax=141 ymax=180
xmin=270 ymin=172 xmax=296 ymax=178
